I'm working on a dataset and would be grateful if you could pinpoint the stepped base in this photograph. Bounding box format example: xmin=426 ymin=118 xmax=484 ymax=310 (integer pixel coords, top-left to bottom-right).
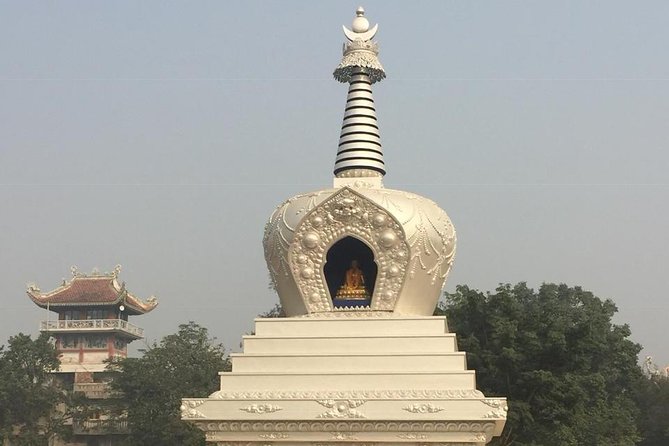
xmin=182 ymin=315 xmax=506 ymax=445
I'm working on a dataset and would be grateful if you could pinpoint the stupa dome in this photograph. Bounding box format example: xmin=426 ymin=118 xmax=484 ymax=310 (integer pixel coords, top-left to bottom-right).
xmin=263 ymin=8 xmax=456 ymax=317
xmin=264 ymin=185 xmax=455 ymax=317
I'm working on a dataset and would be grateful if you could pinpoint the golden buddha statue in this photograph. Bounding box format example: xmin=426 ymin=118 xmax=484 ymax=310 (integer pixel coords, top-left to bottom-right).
xmin=335 ymin=260 xmax=370 ymax=300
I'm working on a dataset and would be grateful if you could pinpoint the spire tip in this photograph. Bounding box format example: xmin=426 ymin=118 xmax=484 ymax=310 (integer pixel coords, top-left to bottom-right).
xmin=352 ymin=6 xmax=370 ymax=33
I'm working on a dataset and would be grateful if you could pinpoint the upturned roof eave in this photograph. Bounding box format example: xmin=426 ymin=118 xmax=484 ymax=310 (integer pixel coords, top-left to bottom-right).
xmin=26 ymin=276 xmax=158 ymax=314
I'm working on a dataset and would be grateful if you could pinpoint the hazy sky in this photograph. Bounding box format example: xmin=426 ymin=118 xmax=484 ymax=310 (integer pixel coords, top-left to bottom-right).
xmin=2 ymin=1 xmax=668 ymax=366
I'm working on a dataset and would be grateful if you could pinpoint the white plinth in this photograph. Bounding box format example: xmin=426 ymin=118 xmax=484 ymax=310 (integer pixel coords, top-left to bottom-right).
xmin=182 ymin=315 xmax=506 ymax=445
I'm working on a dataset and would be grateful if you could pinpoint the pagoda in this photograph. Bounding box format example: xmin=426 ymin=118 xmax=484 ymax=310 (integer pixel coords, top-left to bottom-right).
xmin=27 ymin=265 xmax=157 ymax=441
xmin=183 ymin=7 xmax=507 ymax=445
xmin=28 ymin=265 xmax=157 ymax=373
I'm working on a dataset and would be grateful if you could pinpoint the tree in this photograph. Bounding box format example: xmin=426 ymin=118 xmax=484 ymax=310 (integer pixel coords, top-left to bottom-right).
xmin=108 ymin=322 xmax=230 ymax=446
xmin=634 ymin=374 xmax=669 ymax=446
xmin=0 ymin=332 xmax=87 ymax=445
xmin=438 ymin=283 xmax=643 ymax=446
xmin=258 ymin=303 xmax=284 ymax=318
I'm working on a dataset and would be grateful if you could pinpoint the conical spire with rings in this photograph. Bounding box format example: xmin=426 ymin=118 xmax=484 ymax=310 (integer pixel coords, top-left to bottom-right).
xmin=333 ymin=7 xmax=386 ymax=179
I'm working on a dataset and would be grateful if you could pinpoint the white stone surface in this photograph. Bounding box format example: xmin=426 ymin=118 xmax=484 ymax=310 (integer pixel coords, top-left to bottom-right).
xmin=183 ymin=316 xmax=506 ymax=444
xmin=264 ymin=187 xmax=457 ymax=317
xmin=241 ymin=333 xmax=458 ymax=355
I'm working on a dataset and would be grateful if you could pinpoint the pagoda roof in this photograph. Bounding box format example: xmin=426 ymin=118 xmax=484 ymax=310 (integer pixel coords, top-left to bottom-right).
xmin=27 ymin=266 xmax=158 ymax=315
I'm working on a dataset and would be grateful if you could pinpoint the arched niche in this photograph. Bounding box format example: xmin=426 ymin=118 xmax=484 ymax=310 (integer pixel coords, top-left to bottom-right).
xmin=324 ymin=236 xmax=377 ymax=308
xmin=288 ymin=187 xmax=410 ymax=313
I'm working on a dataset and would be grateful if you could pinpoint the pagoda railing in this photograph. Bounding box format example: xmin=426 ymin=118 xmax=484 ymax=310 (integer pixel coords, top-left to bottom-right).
xmin=40 ymin=319 xmax=143 ymax=338
xmin=73 ymin=382 xmax=113 ymax=399
xmin=73 ymin=418 xmax=129 ymax=435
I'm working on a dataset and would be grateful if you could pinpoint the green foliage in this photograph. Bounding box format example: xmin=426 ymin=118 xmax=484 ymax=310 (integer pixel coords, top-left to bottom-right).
xmin=0 ymin=332 xmax=87 ymax=445
xmin=258 ymin=303 xmax=284 ymax=318
xmin=108 ymin=322 xmax=230 ymax=446
xmin=438 ymin=283 xmax=643 ymax=446
xmin=635 ymin=375 xmax=669 ymax=446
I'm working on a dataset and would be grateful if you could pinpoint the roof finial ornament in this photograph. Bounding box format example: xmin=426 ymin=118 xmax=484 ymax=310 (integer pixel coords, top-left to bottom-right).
xmin=333 ymin=7 xmax=386 ymax=179
xmin=334 ymin=7 xmax=384 ymax=83
xmin=343 ymin=6 xmax=378 ymax=41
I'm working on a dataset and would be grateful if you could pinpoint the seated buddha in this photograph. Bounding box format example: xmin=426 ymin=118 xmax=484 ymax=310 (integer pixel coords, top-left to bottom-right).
xmin=335 ymin=260 xmax=370 ymax=300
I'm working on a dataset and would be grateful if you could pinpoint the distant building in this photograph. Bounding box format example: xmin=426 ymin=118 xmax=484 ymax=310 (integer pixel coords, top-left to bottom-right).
xmin=27 ymin=266 xmax=157 ymax=446
xmin=642 ymin=356 xmax=669 ymax=380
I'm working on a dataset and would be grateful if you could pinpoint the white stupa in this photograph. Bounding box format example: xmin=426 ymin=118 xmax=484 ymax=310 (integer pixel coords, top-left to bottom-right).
xmin=183 ymin=7 xmax=507 ymax=445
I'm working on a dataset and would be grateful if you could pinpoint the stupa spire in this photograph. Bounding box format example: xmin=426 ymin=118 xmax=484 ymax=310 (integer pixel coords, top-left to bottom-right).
xmin=333 ymin=7 xmax=386 ymax=179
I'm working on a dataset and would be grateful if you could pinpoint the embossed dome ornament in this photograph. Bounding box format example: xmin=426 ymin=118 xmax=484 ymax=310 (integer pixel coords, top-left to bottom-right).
xmin=263 ymin=8 xmax=456 ymax=317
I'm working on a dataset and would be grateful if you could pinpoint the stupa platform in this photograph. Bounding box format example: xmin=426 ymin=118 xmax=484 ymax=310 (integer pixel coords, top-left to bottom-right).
xmin=182 ymin=316 xmax=506 ymax=445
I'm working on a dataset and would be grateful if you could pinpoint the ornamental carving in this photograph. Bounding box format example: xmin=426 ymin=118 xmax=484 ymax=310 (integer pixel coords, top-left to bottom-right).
xmin=196 ymin=421 xmax=496 ymax=434
xmin=297 ymin=310 xmax=404 ymax=318
xmin=314 ymin=444 xmax=375 ymax=446
xmin=473 ymin=432 xmax=488 ymax=441
xmin=402 ymin=403 xmax=445 ymax=413
xmin=330 ymin=432 xmax=357 ymax=440
xmin=264 ymin=191 xmax=332 ymax=292
xmin=316 ymin=399 xmax=367 ymax=419
xmin=289 ymin=188 xmax=408 ymax=313
xmin=181 ymin=400 xmax=206 ymax=419
xmin=407 ymin=207 xmax=456 ymax=286
xmin=239 ymin=404 xmax=283 ymax=414
xmin=372 ymin=189 xmax=456 ymax=288
xmin=258 ymin=433 xmax=289 ymax=439
xmin=210 ymin=389 xmax=485 ymax=400
xmin=482 ymin=399 xmax=508 ymax=419
xmin=481 ymin=399 xmax=506 ymax=409
xmin=483 ymin=409 xmax=507 ymax=419
xmin=398 ymin=433 xmax=428 ymax=439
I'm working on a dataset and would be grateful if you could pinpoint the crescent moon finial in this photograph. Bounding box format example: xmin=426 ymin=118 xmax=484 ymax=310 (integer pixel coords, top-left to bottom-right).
xmin=343 ymin=6 xmax=378 ymax=41
xmin=343 ymin=24 xmax=378 ymax=42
